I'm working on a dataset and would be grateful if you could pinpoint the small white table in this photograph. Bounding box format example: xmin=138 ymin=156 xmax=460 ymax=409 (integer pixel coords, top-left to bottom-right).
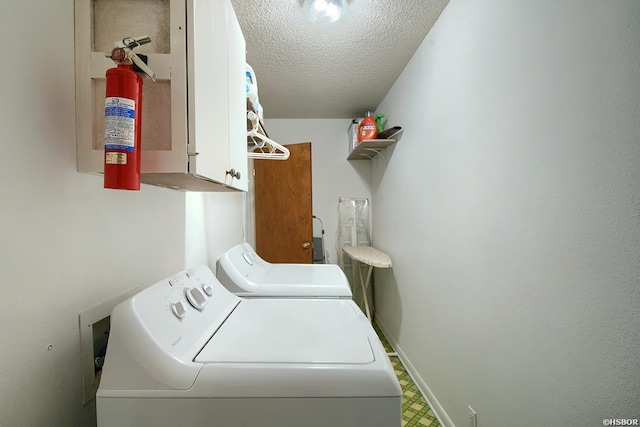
xmin=342 ymin=246 xmax=392 ymax=323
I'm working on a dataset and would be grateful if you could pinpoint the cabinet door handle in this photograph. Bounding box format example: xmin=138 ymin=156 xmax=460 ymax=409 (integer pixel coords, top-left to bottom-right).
xmin=302 ymin=241 xmax=311 ymax=249
xmin=226 ymin=168 xmax=241 ymax=180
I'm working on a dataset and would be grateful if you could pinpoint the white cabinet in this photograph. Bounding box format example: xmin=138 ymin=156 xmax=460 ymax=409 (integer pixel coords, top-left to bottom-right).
xmin=74 ymin=0 xmax=248 ymax=191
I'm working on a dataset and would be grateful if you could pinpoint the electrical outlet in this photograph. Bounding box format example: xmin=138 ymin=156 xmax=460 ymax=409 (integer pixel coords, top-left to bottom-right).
xmin=468 ymin=405 xmax=477 ymax=427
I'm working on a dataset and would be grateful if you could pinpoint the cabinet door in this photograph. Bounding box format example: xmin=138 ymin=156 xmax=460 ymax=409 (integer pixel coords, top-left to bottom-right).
xmin=226 ymin=0 xmax=249 ymax=191
xmin=187 ymin=0 xmax=247 ymax=191
xmin=186 ymin=0 xmax=229 ymax=185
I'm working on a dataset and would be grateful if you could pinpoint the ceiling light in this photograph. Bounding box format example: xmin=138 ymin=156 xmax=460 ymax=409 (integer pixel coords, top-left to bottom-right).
xmin=303 ymin=0 xmax=347 ymax=25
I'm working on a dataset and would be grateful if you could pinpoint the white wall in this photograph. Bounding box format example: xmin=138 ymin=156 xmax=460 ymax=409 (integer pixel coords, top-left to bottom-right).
xmin=0 ymin=1 xmax=243 ymax=425
xmin=372 ymin=1 xmax=640 ymax=426
xmin=184 ymin=192 xmax=246 ymax=268
xmin=262 ymin=119 xmax=372 ymax=264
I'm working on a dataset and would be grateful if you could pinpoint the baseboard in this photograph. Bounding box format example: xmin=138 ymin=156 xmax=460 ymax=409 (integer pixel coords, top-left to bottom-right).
xmin=375 ymin=318 xmax=455 ymax=427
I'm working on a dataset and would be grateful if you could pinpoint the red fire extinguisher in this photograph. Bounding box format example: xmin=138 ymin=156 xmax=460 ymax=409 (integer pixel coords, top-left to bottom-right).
xmin=103 ymin=36 xmax=155 ymax=190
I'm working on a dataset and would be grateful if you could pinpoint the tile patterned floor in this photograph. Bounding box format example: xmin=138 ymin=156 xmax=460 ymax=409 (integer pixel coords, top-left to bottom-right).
xmin=374 ymin=323 xmax=441 ymax=427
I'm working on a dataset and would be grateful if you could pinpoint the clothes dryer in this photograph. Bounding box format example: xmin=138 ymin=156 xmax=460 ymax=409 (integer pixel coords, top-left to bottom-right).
xmin=216 ymin=243 xmax=352 ymax=298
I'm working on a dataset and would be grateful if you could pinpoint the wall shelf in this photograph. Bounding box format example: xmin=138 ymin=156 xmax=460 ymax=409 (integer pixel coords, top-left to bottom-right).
xmin=347 ymin=139 xmax=397 ymax=160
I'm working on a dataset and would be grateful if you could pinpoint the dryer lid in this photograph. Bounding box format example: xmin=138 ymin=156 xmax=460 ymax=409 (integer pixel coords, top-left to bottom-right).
xmin=195 ymin=299 xmax=374 ymax=364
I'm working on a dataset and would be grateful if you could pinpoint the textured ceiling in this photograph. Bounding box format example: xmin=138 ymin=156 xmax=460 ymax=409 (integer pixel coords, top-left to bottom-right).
xmin=230 ymin=0 xmax=450 ymax=119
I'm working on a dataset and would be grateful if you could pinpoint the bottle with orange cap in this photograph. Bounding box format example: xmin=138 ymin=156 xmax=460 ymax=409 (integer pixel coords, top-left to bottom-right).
xmin=357 ymin=111 xmax=378 ymax=143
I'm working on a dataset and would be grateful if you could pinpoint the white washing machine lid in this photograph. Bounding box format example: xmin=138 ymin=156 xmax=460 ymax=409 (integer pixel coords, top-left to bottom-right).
xmin=195 ymin=299 xmax=373 ymax=364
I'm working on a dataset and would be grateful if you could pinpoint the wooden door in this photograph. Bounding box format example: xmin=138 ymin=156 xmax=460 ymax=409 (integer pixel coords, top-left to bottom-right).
xmin=254 ymin=142 xmax=313 ymax=263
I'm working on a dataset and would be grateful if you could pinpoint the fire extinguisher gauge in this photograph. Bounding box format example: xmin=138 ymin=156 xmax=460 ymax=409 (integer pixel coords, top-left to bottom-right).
xmin=105 ymin=35 xmax=156 ymax=82
xmin=109 ymin=47 xmax=127 ymax=62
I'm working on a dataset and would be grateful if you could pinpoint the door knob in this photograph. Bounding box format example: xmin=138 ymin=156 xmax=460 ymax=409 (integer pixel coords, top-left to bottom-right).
xmin=302 ymin=241 xmax=311 ymax=249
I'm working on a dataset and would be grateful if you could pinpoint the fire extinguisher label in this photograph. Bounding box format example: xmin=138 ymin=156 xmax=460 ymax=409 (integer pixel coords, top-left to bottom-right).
xmin=105 ymin=152 xmax=127 ymax=165
xmin=104 ymin=97 xmax=136 ymax=152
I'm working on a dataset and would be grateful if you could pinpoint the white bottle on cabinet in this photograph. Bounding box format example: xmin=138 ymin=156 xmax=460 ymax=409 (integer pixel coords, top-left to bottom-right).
xmin=74 ymin=0 xmax=248 ymax=192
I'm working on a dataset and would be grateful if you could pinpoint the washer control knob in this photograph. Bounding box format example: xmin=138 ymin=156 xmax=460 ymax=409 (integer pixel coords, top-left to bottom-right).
xmin=171 ymin=301 xmax=187 ymax=319
xmin=202 ymin=283 xmax=213 ymax=296
xmin=186 ymin=287 xmax=207 ymax=310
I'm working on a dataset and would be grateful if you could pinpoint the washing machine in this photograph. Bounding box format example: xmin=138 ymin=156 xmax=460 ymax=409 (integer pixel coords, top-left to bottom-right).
xmin=96 ymin=265 xmax=401 ymax=427
xmin=216 ymin=242 xmax=352 ymax=298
